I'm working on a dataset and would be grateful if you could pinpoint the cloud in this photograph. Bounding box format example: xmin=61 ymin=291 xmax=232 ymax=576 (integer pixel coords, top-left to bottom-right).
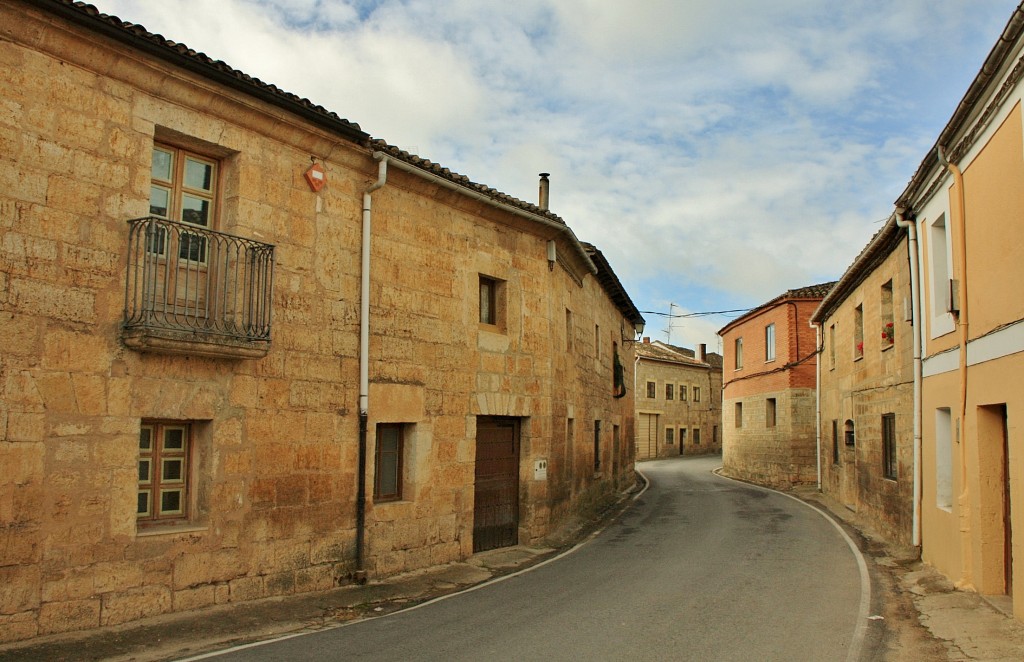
xmin=91 ymin=0 xmax=1020 ymax=350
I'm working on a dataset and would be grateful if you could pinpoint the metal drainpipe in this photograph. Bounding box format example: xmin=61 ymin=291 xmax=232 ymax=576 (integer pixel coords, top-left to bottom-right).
xmin=355 ymin=154 xmax=388 ymax=583
xmin=894 ymin=208 xmax=923 ymax=548
xmin=937 ymin=145 xmax=972 ymax=585
xmin=814 ymin=323 xmax=822 ymax=490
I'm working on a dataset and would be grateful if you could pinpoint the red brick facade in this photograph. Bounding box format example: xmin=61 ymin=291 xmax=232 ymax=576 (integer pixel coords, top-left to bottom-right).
xmin=718 ymin=284 xmax=834 ymax=488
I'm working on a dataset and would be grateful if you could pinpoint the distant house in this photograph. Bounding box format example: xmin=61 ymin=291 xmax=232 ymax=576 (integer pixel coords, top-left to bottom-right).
xmin=634 ymin=339 xmax=723 ymax=460
xmin=718 ymin=283 xmax=835 ymax=488
xmin=811 ymin=222 xmax=915 ymax=545
xmin=892 ymin=2 xmax=1024 ymax=620
xmin=0 ymin=0 xmax=644 ymax=641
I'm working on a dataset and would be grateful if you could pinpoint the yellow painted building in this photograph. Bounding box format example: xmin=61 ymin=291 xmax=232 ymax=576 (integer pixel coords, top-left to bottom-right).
xmin=895 ymin=5 xmax=1024 ymax=619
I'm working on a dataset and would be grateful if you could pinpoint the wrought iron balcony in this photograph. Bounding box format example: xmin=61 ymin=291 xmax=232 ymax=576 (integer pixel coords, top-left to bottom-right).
xmin=122 ymin=216 xmax=275 ymax=359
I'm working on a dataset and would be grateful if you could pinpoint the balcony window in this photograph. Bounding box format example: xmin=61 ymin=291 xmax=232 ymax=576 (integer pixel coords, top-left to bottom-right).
xmin=123 ymin=216 xmax=274 ymax=358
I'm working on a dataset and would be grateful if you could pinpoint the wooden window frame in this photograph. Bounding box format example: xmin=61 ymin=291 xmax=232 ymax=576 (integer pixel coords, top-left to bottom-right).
xmin=150 ymin=143 xmax=219 ymax=264
xmin=881 ymin=280 xmax=895 ymax=350
xmin=374 ymin=424 xmax=405 ymax=502
xmin=138 ymin=420 xmax=192 ymax=526
xmin=854 ymin=304 xmax=864 ymax=359
xmin=665 ymin=427 xmax=675 ymax=445
xmin=882 ymin=413 xmax=897 ymax=480
xmin=565 ymin=309 xmax=573 ymax=351
xmin=693 ymin=427 xmax=701 ymax=445
xmin=680 ymin=384 xmax=687 ymax=401
xmin=479 ymin=276 xmax=497 ymax=326
xmin=693 ymin=386 xmax=701 ymax=402
xmin=646 ymin=381 xmax=656 ymax=399
xmin=832 ymin=420 xmax=840 ymax=465
xmin=665 ymin=383 xmax=674 ymax=401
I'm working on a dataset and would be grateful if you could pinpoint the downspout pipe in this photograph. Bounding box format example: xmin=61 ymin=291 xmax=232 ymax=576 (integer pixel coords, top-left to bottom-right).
xmin=815 ymin=323 xmax=822 ymax=490
xmin=936 ymin=147 xmax=970 ymax=493
xmin=355 ymin=154 xmax=388 ymax=583
xmin=894 ymin=208 xmax=923 ymax=548
xmin=937 ymin=144 xmax=973 ymax=586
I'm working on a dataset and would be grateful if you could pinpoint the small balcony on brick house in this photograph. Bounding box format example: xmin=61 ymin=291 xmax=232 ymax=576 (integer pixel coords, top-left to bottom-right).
xmin=122 ymin=216 xmax=275 ymax=359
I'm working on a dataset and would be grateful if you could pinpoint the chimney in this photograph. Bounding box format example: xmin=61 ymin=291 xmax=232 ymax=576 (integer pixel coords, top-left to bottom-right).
xmin=698 ymin=343 xmax=706 ymax=362
xmin=643 ymin=337 xmax=651 ymax=344
xmin=538 ymin=173 xmax=550 ymax=210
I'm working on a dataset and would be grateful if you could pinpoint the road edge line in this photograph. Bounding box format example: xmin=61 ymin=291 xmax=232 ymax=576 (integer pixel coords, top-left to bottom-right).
xmin=713 ymin=468 xmax=872 ymax=662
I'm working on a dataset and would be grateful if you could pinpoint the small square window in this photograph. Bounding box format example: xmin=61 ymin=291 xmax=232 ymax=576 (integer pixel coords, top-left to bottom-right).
xmin=479 ymin=276 xmax=497 ymax=325
xmin=883 ymin=414 xmax=897 ymax=480
xmin=375 ymin=424 xmax=406 ymax=502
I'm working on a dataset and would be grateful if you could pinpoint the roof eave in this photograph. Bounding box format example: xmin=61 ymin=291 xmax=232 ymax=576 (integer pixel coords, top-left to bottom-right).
xmin=30 ymin=0 xmax=369 ymax=145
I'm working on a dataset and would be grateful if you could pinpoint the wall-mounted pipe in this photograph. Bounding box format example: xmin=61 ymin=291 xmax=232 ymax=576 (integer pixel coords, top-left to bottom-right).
xmin=894 ymin=208 xmax=923 ymax=548
xmin=937 ymin=144 xmax=972 ymax=585
xmin=814 ymin=323 xmax=822 ymax=491
xmin=354 ymin=154 xmax=388 ymax=583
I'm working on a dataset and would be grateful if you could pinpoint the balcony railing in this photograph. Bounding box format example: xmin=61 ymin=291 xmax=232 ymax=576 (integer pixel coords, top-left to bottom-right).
xmin=122 ymin=216 xmax=274 ymax=358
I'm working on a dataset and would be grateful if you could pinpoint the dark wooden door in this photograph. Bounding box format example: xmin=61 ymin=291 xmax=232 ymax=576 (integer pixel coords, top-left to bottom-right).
xmin=474 ymin=417 xmax=520 ymax=553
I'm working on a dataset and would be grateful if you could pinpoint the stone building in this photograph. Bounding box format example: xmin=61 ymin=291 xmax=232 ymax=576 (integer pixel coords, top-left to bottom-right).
xmin=811 ymin=221 xmax=915 ymax=545
xmin=634 ymin=339 xmax=722 ymax=459
xmin=892 ymin=2 xmax=1024 ymax=620
xmin=718 ymin=283 xmax=834 ymax=488
xmin=0 ymin=0 xmax=644 ymax=641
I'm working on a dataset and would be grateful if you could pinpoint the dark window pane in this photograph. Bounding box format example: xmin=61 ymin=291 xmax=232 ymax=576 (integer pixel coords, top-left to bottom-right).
xmin=161 ymin=490 xmax=182 ymax=513
xmin=162 ymin=459 xmax=183 ymax=481
xmin=164 ymin=428 xmax=184 ymax=450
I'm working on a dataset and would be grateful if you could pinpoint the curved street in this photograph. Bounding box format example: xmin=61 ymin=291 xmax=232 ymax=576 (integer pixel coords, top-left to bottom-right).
xmin=203 ymin=456 xmax=870 ymax=661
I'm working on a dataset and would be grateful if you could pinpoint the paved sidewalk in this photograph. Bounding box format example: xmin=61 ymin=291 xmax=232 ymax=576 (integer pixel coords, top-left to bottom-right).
xmin=794 ymin=487 xmax=1024 ymax=661
xmin=0 ymin=546 xmax=557 ymax=662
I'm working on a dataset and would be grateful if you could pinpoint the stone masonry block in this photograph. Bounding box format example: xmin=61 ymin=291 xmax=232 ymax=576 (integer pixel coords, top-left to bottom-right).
xmin=172 ymin=585 xmax=217 ymax=612
xmin=38 ymin=599 xmax=100 ymax=635
xmin=0 ymin=565 xmax=41 ymax=615
xmin=0 ymin=611 xmax=38 ymax=644
xmin=100 ymin=585 xmax=170 ymax=626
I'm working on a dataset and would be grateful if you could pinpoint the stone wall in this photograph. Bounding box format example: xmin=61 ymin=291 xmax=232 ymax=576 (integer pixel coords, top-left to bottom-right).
xmin=635 ymin=355 xmax=721 ymax=458
xmin=720 ymin=297 xmax=823 ymax=488
xmin=0 ymin=2 xmax=636 ymax=641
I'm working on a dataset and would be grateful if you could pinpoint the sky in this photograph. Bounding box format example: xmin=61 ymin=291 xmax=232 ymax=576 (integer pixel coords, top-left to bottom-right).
xmin=90 ymin=0 xmax=1020 ymax=352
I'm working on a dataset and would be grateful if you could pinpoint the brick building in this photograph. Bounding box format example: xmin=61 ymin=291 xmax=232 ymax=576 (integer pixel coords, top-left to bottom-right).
xmin=634 ymin=339 xmax=722 ymax=459
xmin=0 ymin=0 xmax=644 ymax=640
xmin=718 ymin=283 xmax=834 ymax=488
xmin=811 ymin=222 xmax=915 ymax=545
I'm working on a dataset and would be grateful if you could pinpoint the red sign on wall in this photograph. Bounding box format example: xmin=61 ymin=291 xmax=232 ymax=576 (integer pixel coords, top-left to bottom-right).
xmin=305 ymin=162 xmax=326 ymax=192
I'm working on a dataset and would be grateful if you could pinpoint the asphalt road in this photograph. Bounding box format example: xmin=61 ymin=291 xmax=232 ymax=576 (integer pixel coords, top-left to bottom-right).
xmin=199 ymin=456 xmax=870 ymax=662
